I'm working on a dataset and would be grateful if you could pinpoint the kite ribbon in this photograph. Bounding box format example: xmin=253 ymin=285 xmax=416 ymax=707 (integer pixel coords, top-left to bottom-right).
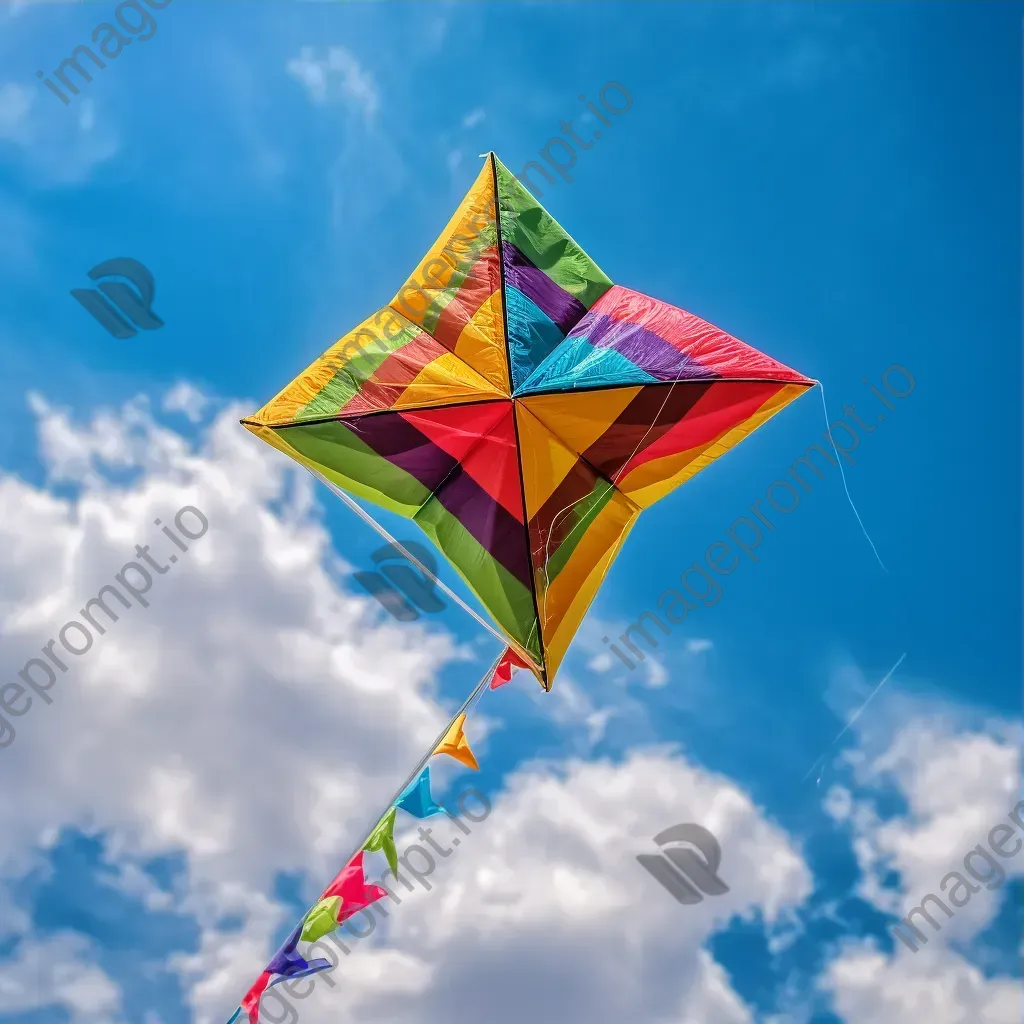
xmin=490 ymin=647 xmax=529 ymax=689
xmin=224 ymin=645 xmax=511 ymax=1024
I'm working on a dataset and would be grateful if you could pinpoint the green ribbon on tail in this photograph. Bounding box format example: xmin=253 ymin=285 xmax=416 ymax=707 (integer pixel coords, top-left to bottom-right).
xmin=300 ymin=896 xmax=343 ymax=943
xmin=362 ymin=807 xmax=399 ymax=874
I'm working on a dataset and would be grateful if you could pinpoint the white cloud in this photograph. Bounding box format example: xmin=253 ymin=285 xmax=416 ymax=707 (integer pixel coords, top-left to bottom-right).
xmin=27 ymin=391 xmax=190 ymax=485
xmin=0 ymin=388 xmax=476 ymax=1003
xmin=461 ymin=108 xmax=485 ymax=129
xmin=0 ymin=933 xmax=121 ymax=1022
xmin=188 ymin=750 xmax=812 ymax=1024
xmin=162 ymin=382 xmax=209 ymax=423
xmin=536 ymin=676 xmax=618 ymax=754
xmin=819 ymin=714 xmax=1024 ymax=1021
xmin=0 ymin=387 xmax=818 ymax=1024
xmin=685 ymin=638 xmax=713 ymax=654
xmin=0 ymin=84 xmax=118 ymax=185
xmin=826 ymin=717 xmax=1022 ymax=937
xmin=826 ymin=942 xmax=1023 ymax=1024
xmin=642 ymin=655 xmax=669 ymax=688
xmin=13 ymin=387 xmax=1017 ymax=1024
xmin=286 ymin=47 xmax=380 ymax=120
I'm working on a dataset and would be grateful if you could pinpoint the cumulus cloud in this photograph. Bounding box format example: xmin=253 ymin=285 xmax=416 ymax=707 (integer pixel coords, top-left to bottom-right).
xmin=819 ymin=713 xmax=1023 ymax=1021
xmin=825 ymin=716 xmax=1022 ymax=934
xmin=0 ymin=389 xmax=477 ymax=1015
xmin=203 ymin=750 xmax=811 ymax=1024
xmin=163 ymin=382 xmax=210 ymax=424
xmin=11 ymin=386 xmax=1015 ymax=1024
xmin=0 ymin=387 xmax=819 ymax=1023
xmin=0 ymin=933 xmax=121 ymax=1023
xmin=826 ymin=942 xmax=1023 ymax=1024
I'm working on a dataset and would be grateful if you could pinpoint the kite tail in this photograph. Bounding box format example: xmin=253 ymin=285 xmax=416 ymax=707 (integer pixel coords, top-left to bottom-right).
xmin=345 ymin=645 xmax=504 ymax=858
xmin=223 ymin=645 xmax=519 ymax=1024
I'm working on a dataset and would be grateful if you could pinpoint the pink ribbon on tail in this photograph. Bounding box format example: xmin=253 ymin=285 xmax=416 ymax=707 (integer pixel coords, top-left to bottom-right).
xmin=239 ymin=852 xmax=387 ymax=1023
xmin=320 ymin=850 xmax=389 ymax=922
xmin=490 ymin=646 xmax=529 ymax=689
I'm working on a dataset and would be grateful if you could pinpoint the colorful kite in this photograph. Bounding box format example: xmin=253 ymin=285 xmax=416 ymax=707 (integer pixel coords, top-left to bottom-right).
xmin=243 ymin=153 xmax=813 ymax=689
xmin=229 ymin=153 xmax=813 ymax=1022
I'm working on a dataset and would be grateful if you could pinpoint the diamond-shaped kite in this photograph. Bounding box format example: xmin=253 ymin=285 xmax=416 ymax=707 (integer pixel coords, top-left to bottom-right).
xmin=242 ymin=153 xmax=813 ymax=689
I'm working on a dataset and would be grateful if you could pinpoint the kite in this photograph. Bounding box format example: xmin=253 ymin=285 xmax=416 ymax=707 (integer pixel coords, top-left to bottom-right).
xmin=242 ymin=152 xmax=814 ymax=690
xmin=228 ymin=154 xmax=813 ymax=1022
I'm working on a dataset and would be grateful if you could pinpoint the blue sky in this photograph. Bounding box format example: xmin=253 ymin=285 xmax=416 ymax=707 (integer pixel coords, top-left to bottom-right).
xmin=0 ymin=3 xmax=1020 ymax=1023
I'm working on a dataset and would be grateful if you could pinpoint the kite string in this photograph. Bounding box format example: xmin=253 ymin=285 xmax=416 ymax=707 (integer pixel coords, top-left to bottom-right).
xmin=815 ymin=380 xmax=888 ymax=574
xmin=305 ymin=464 xmax=516 ymax=652
xmin=336 ymin=644 xmax=504 ymax=878
xmin=225 ymin=647 xmax=505 ymax=1024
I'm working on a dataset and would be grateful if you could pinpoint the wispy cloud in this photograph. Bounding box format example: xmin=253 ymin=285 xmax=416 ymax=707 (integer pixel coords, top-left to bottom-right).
xmin=0 ymin=84 xmax=118 ymax=185
xmin=462 ymin=107 xmax=485 ymax=129
xmin=162 ymin=382 xmax=209 ymax=424
xmin=642 ymin=656 xmax=669 ymax=688
xmin=0 ymin=82 xmax=31 ymax=137
xmin=286 ymin=46 xmax=380 ymax=121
